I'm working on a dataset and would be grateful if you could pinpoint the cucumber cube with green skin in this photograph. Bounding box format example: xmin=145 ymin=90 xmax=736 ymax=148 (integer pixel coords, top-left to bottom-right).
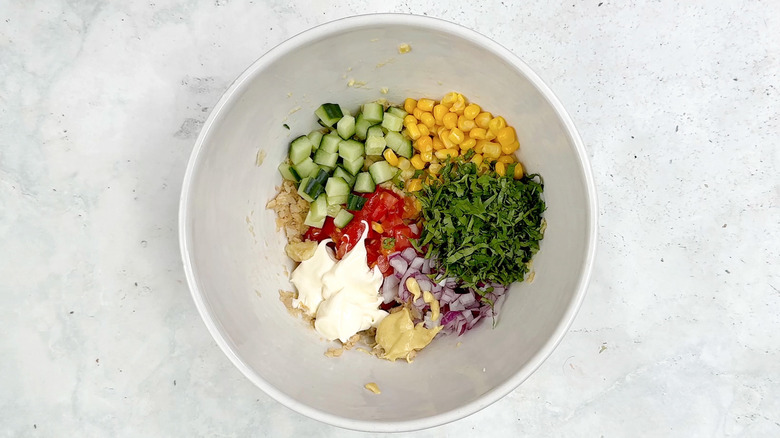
xmin=365 ymin=136 xmax=387 ymax=156
xmin=362 ymin=102 xmax=384 ymax=124
xmin=337 ymin=115 xmax=356 ymax=139
xmin=342 ymin=156 xmax=364 ymax=175
xmin=320 ymin=132 xmax=341 ymax=153
xmin=354 ymin=113 xmax=374 ymax=141
xmin=338 ymin=139 xmax=364 ymax=162
xmin=387 ymin=106 xmax=407 ymax=119
xmin=315 ymin=103 xmax=343 ymax=127
xmin=381 ymin=113 xmax=403 ymax=132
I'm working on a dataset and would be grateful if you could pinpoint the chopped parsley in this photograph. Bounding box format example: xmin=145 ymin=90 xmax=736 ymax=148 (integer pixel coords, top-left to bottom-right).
xmin=414 ymin=159 xmax=545 ymax=288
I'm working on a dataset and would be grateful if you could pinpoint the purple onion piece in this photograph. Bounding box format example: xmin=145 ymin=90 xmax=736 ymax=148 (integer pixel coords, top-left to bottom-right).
xmin=401 ymin=247 xmax=418 ymax=262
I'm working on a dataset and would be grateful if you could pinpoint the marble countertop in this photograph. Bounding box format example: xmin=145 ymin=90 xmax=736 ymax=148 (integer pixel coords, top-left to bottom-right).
xmin=2 ymin=1 xmax=778 ymax=436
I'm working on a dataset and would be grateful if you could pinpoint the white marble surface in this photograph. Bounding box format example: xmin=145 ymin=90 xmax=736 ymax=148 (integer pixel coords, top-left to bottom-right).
xmin=1 ymin=1 xmax=778 ymax=436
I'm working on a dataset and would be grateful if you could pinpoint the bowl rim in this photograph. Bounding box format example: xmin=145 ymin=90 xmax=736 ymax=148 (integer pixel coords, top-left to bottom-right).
xmin=179 ymin=12 xmax=598 ymax=433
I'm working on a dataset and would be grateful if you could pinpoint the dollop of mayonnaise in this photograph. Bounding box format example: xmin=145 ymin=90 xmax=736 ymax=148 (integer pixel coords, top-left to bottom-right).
xmin=289 ymin=225 xmax=388 ymax=343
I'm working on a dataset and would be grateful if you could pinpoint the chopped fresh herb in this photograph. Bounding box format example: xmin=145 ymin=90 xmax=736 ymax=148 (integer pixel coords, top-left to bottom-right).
xmin=283 ymin=123 xmax=290 ymax=130
xmin=414 ymin=159 xmax=545 ymax=288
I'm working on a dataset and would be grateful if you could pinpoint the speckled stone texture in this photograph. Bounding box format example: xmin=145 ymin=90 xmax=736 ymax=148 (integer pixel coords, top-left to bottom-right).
xmin=1 ymin=1 xmax=778 ymax=436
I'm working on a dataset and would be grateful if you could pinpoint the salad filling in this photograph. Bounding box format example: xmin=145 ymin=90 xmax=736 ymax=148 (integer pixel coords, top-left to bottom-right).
xmin=268 ymin=92 xmax=545 ymax=362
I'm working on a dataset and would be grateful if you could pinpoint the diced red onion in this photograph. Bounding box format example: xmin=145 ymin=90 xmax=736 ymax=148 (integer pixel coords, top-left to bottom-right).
xmin=409 ymin=257 xmax=424 ymax=271
xmin=401 ymin=247 xmax=418 ymax=262
xmin=382 ymin=274 xmax=399 ymax=304
xmin=388 ymin=256 xmax=408 ymax=275
xmin=409 ymin=223 xmax=419 ymax=235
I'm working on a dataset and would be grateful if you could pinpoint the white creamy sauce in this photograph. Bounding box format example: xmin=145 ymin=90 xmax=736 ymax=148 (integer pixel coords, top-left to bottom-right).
xmin=290 ymin=226 xmax=388 ymax=343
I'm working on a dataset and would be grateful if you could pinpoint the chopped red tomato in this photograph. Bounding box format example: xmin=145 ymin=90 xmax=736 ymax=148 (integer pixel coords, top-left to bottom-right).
xmin=302 ymin=187 xmax=422 ymax=276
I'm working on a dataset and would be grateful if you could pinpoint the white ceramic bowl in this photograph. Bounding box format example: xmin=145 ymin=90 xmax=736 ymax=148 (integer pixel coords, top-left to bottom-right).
xmin=179 ymin=14 xmax=597 ymax=432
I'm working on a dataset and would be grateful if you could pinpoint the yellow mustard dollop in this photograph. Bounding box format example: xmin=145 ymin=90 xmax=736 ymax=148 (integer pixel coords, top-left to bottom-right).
xmin=375 ymin=308 xmax=442 ymax=362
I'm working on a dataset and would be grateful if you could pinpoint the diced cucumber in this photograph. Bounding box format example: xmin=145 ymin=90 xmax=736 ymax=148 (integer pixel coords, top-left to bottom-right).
xmin=338 ymin=139 xmax=364 ymax=162
xmin=332 ymin=167 xmax=355 ymax=186
xmin=308 ymin=130 xmax=324 ymax=150
xmin=312 ymin=168 xmax=330 ymax=186
xmin=293 ymin=157 xmax=320 ymax=178
xmin=387 ymin=106 xmax=408 ymax=119
xmin=385 ymin=131 xmax=405 ymax=152
xmin=289 ymin=136 xmax=314 ymax=165
xmin=333 ymin=209 xmax=354 ymax=228
xmin=325 ymin=177 xmax=350 ymax=198
xmin=354 ymin=113 xmax=374 ymax=141
xmin=337 ymin=115 xmax=356 ymax=139
xmin=297 ymin=177 xmax=314 ymax=202
xmin=362 ymin=102 xmax=384 ymax=124
xmin=278 ymin=162 xmax=300 ymax=182
xmin=327 ymin=203 xmax=343 ymax=217
xmin=304 ymin=195 xmax=328 ymax=228
xmin=327 ymin=194 xmax=348 ymax=206
xmin=367 ymin=125 xmax=384 ymax=139
xmin=315 ymin=103 xmax=343 ymax=127
xmin=347 ymin=193 xmax=367 ymax=211
xmin=396 ymin=138 xmax=413 ymax=159
xmin=353 ymin=172 xmax=376 ymax=193
xmin=381 ymin=112 xmax=404 ymax=132
xmin=320 ymin=132 xmax=341 ymax=153
xmin=369 ymin=160 xmax=399 ymax=184
xmin=365 ymin=136 xmax=387 ymax=156
xmin=342 ymin=155 xmax=364 ymax=175
xmin=313 ymin=148 xmax=338 ymax=168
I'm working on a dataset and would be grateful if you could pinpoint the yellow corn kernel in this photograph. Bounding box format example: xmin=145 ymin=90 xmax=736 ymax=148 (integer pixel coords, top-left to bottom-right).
xmin=428 ymin=162 xmax=442 ymax=175
xmin=420 ymin=112 xmax=436 ymax=129
xmin=417 ymin=123 xmax=430 ymax=138
xmin=417 ymin=135 xmax=433 ymax=152
xmin=448 ymin=128 xmax=465 ymax=144
xmin=469 ymin=127 xmax=487 ymax=139
xmin=475 ymin=112 xmax=493 ymax=129
xmin=460 ymin=138 xmax=477 ymax=151
xmin=495 ymin=161 xmax=506 ymax=177
xmin=488 ymin=116 xmax=507 ymax=133
xmin=406 ymin=178 xmax=422 ymax=192
xmin=501 ymin=140 xmax=519 ymax=155
xmin=470 ymin=153 xmax=483 ymax=166
xmin=417 ymin=98 xmax=435 ymax=112
xmin=483 ymin=142 xmax=502 ymax=159
xmin=441 ymin=131 xmax=456 ymax=149
xmin=398 ymin=157 xmax=411 ymax=170
xmin=406 ymin=123 xmax=421 ymax=140
xmin=383 ymin=148 xmax=400 ymax=166
xmin=412 ymin=107 xmax=425 ymax=120
xmin=474 ymin=139 xmax=489 ymax=154
xmin=410 ymin=154 xmax=425 ymax=170
xmin=432 ymin=136 xmax=445 ymax=150
xmin=442 ymin=112 xmax=458 ymax=129
xmin=400 ymin=168 xmax=415 ymax=180
xmin=457 ymin=115 xmax=476 ymax=132
xmin=403 ymin=114 xmax=417 ymax=127
xmin=372 ymin=221 xmax=384 ymax=233
xmin=433 ymin=104 xmax=448 ymax=123
xmin=513 ymin=161 xmax=524 ymax=179
xmin=403 ymin=98 xmax=417 ymax=113
xmin=498 ymin=155 xmax=515 ymax=164
xmin=450 ymin=94 xmax=466 ymax=113
xmin=496 ymin=126 xmax=516 ymax=147
xmin=435 ymin=148 xmax=459 ymax=160
xmin=464 ymin=103 xmax=481 ymax=120
xmin=421 ymin=150 xmax=433 ymax=162
xmin=485 ymin=130 xmax=497 ymax=141
xmin=441 ymin=92 xmax=458 ymax=108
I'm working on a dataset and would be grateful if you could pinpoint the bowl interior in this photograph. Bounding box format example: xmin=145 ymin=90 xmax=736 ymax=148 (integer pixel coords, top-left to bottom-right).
xmin=181 ymin=15 xmax=594 ymax=431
